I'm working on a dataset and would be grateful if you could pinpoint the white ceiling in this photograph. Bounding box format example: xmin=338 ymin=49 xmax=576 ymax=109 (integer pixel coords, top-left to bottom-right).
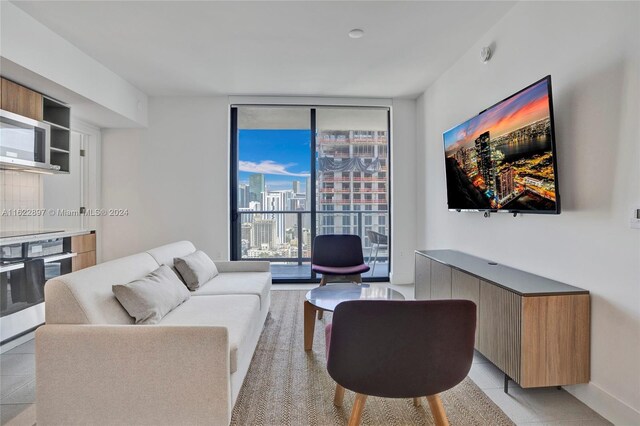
xmin=13 ymin=1 xmax=515 ymax=99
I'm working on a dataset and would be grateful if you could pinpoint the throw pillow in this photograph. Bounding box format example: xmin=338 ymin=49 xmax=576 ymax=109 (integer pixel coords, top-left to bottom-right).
xmin=113 ymin=265 xmax=191 ymax=324
xmin=174 ymin=250 xmax=219 ymax=291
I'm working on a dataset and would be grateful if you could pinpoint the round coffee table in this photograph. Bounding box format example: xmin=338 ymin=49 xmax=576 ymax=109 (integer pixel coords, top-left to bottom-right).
xmin=303 ymin=283 xmax=405 ymax=351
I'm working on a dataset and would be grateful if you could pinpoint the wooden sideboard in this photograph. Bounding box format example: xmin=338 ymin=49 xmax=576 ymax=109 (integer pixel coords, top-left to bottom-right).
xmin=415 ymin=250 xmax=590 ymax=392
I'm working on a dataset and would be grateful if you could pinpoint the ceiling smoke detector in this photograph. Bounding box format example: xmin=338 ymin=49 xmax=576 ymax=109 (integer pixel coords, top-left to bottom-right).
xmin=348 ymin=29 xmax=364 ymax=39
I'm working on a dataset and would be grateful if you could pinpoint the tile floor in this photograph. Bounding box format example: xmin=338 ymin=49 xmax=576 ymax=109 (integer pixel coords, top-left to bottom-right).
xmin=1 ymin=339 xmax=36 ymax=426
xmin=0 ymin=284 xmax=611 ymax=426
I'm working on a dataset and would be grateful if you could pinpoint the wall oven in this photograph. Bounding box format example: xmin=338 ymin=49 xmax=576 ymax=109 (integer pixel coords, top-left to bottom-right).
xmin=0 ymin=109 xmax=59 ymax=173
xmin=0 ymin=238 xmax=75 ymax=343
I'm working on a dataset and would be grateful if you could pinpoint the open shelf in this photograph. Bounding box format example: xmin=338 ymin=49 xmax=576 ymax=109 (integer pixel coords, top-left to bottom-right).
xmin=42 ymin=96 xmax=71 ymax=174
xmin=50 ymin=128 xmax=70 ymax=151
xmin=49 ymin=147 xmax=69 ymax=154
xmin=50 ymin=150 xmax=70 ymax=173
xmin=42 ymin=97 xmax=70 ymax=129
xmin=43 ymin=120 xmax=70 ymax=131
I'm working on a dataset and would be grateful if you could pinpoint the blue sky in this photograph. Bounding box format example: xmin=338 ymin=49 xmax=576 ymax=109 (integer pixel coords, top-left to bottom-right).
xmin=238 ymin=129 xmax=311 ymax=192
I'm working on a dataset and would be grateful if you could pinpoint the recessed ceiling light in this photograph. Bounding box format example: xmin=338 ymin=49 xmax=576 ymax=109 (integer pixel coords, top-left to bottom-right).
xmin=348 ymin=29 xmax=364 ymax=39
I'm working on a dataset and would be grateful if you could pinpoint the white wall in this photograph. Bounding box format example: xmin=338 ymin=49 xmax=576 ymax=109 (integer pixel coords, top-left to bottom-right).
xmin=0 ymin=1 xmax=148 ymax=127
xmin=101 ymin=97 xmax=230 ymax=260
xmin=416 ymin=2 xmax=639 ymax=424
xmin=101 ymin=96 xmax=417 ymax=283
xmin=390 ymin=99 xmax=417 ymax=284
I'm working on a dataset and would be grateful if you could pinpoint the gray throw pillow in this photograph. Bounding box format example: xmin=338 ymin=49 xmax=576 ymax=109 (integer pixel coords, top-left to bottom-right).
xmin=174 ymin=250 xmax=219 ymax=291
xmin=113 ymin=265 xmax=191 ymax=324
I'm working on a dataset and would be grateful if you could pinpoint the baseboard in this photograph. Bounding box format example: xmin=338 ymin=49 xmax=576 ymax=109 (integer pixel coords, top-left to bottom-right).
xmin=565 ymin=382 xmax=640 ymax=425
xmin=389 ymin=271 xmax=413 ymax=286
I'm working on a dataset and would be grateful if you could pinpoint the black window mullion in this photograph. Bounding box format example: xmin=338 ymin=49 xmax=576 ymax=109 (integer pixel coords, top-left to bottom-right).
xmin=310 ymin=108 xmax=317 ymax=281
xmin=229 ymin=107 xmax=240 ymax=261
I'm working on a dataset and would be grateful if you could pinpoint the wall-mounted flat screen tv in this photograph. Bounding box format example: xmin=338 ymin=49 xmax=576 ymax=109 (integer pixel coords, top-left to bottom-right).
xmin=443 ymin=76 xmax=560 ymax=214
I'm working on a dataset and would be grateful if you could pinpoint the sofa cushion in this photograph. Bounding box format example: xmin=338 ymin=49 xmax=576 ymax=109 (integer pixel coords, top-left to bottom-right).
xmin=159 ymin=294 xmax=261 ymax=373
xmin=191 ymin=272 xmax=271 ymax=309
xmin=44 ymin=253 xmax=160 ymax=324
xmin=113 ymin=265 xmax=191 ymax=324
xmin=174 ymin=250 xmax=219 ymax=290
xmin=146 ymin=241 xmax=196 ymax=268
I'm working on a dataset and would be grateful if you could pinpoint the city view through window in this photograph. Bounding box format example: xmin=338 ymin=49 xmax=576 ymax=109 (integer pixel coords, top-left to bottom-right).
xmin=234 ymin=107 xmax=389 ymax=280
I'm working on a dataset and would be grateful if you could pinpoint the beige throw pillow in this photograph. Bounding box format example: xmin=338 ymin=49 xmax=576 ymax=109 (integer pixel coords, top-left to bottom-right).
xmin=174 ymin=250 xmax=218 ymax=291
xmin=113 ymin=265 xmax=191 ymax=324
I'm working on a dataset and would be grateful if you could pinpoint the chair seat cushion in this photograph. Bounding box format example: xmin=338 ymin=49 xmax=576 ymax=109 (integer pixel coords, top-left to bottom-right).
xmin=312 ymin=264 xmax=370 ymax=275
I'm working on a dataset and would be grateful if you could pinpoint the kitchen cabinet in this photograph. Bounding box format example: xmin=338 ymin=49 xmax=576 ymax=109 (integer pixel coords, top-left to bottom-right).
xmin=71 ymin=233 xmax=97 ymax=271
xmin=1 ymin=78 xmax=43 ymax=121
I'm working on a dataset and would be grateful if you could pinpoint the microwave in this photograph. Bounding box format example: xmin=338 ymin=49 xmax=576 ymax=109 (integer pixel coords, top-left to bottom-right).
xmin=0 ymin=109 xmax=58 ymax=172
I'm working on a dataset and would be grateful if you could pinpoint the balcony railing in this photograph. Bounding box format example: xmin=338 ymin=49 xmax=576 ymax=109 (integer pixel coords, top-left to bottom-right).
xmin=320 ymin=177 xmax=387 ymax=183
xmin=237 ymin=210 xmax=389 ymax=266
xmin=317 ymin=137 xmax=388 ymax=145
xmin=319 ymin=199 xmax=387 ymax=204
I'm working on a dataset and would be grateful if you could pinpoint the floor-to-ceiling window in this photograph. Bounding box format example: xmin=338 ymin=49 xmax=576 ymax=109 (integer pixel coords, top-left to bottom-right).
xmin=230 ymin=105 xmax=390 ymax=282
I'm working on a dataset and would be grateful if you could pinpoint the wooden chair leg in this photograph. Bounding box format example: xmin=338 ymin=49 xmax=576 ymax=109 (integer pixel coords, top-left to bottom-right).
xmin=426 ymin=394 xmax=449 ymax=426
xmin=303 ymin=301 xmax=317 ymax=351
xmin=317 ymin=276 xmax=327 ymax=320
xmin=348 ymin=393 xmax=368 ymax=426
xmin=413 ymin=397 xmax=421 ymax=407
xmin=334 ymin=384 xmax=345 ymax=407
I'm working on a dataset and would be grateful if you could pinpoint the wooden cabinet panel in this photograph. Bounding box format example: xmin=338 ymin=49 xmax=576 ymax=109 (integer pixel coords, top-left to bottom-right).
xmin=72 ymin=251 xmax=96 ymax=272
xmin=71 ymin=233 xmax=96 ymax=254
xmin=414 ymin=254 xmax=431 ymax=300
xmin=430 ymin=261 xmax=452 ymax=299
xmin=417 ymin=250 xmax=590 ymax=390
xmin=1 ymin=78 xmax=43 ymax=121
xmin=452 ymin=270 xmax=480 ymax=348
xmin=521 ymin=294 xmax=590 ymax=387
xmin=478 ymin=281 xmax=522 ymax=383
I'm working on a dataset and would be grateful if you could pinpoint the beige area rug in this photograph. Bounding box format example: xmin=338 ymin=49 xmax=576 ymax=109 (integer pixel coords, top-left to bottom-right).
xmin=231 ymin=290 xmax=514 ymax=426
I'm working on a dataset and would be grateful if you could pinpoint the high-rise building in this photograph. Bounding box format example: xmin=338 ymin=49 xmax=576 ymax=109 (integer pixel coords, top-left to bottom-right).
xmin=292 ymin=180 xmax=301 ymax=195
xmin=496 ymin=167 xmax=515 ymax=201
xmin=252 ymin=219 xmax=276 ymax=249
xmin=475 ymin=131 xmax=494 ymax=191
xmin=454 ymin=147 xmax=473 ymax=174
xmin=316 ymin=129 xmax=388 ymax=239
xmin=241 ymin=223 xmax=252 ymax=245
xmin=238 ymin=184 xmax=250 ymax=208
xmin=262 ymin=190 xmax=294 ymax=245
xmin=249 ymin=173 xmax=265 ymax=202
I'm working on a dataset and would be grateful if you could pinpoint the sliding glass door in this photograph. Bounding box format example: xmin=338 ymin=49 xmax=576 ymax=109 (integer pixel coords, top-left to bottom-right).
xmin=315 ymin=108 xmax=390 ymax=280
xmin=230 ymin=105 xmax=390 ymax=282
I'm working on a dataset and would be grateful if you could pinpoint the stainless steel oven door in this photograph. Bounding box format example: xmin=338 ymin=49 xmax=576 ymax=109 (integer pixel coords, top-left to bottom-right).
xmin=0 ymin=252 xmax=74 ymax=343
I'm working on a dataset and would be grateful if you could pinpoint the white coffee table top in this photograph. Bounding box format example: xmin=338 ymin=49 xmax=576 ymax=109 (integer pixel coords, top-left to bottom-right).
xmin=305 ymin=283 xmax=405 ymax=312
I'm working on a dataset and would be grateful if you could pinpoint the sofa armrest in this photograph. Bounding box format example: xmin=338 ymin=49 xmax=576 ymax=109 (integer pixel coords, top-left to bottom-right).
xmin=36 ymin=324 xmax=231 ymax=426
xmin=214 ymin=260 xmax=271 ymax=273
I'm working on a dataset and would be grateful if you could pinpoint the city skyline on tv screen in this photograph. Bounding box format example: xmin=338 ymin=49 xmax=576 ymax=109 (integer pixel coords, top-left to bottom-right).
xmin=443 ymin=77 xmax=559 ymax=212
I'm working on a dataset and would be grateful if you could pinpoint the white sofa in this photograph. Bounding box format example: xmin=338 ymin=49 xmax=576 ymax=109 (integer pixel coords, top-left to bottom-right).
xmin=36 ymin=241 xmax=271 ymax=426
